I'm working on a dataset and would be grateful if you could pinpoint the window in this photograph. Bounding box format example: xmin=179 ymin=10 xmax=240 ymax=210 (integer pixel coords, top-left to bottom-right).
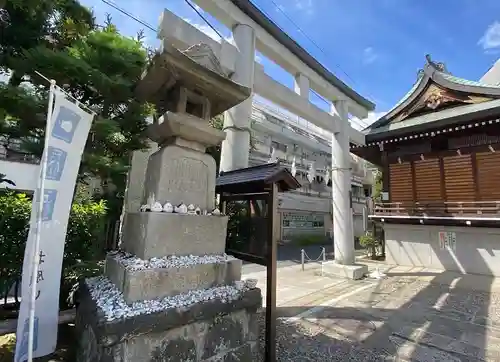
xmin=271 ymin=141 xmax=287 ymax=153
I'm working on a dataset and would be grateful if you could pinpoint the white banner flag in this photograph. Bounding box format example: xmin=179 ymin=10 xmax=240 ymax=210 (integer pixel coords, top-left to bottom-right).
xmin=15 ymin=87 xmax=94 ymax=362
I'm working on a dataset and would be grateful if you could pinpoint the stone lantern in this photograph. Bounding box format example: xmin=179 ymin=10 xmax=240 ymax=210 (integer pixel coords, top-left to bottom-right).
xmin=75 ymin=41 xmax=261 ymax=362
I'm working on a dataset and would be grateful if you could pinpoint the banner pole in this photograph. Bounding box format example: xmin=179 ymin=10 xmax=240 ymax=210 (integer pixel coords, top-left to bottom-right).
xmin=27 ymin=80 xmax=56 ymax=362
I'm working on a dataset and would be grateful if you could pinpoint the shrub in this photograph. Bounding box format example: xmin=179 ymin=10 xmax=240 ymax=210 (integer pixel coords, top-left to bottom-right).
xmin=293 ymin=234 xmax=326 ymax=247
xmin=0 ymin=191 xmax=107 ymax=310
xmin=359 ymin=232 xmax=380 ymax=259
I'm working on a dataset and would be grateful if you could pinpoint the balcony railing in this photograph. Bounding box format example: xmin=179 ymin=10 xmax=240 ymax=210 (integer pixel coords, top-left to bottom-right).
xmin=371 ymin=201 xmax=500 ymax=219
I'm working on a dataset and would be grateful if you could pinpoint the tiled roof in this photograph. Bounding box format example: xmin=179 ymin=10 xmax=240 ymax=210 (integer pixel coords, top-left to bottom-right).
xmin=365 ymin=57 xmax=500 ymax=133
xmin=440 ymin=73 xmax=500 ymax=88
xmin=384 ymin=73 xmax=425 ymax=116
xmin=216 ymin=162 xmax=301 ymax=192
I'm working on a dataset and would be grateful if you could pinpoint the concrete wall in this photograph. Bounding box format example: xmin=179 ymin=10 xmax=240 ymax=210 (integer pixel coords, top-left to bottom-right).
xmin=384 ymin=223 xmax=500 ymax=276
xmin=0 ymin=159 xmax=38 ymax=191
xmin=278 ymin=191 xmax=366 ymax=240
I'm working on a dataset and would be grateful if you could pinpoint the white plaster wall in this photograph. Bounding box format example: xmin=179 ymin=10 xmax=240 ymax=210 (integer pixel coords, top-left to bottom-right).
xmin=353 ymin=216 xmax=364 ymax=238
xmin=279 ymin=192 xmax=330 ymax=213
xmin=384 ymin=224 xmax=500 ymax=276
xmin=0 ymin=159 xmax=38 ymax=191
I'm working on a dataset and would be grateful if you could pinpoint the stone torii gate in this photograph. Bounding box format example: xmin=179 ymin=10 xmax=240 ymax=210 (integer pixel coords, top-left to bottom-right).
xmin=126 ymin=0 xmax=375 ymax=278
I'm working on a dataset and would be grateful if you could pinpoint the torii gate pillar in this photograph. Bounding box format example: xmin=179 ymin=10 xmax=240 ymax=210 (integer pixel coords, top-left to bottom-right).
xmin=219 ymin=23 xmax=256 ymax=172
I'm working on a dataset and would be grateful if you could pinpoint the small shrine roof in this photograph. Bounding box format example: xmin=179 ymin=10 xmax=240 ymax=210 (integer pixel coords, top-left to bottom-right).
xmin=216 ymin=162 xmax=301 ymax=194
xmin=364 ymin=55 xmax=500 ymax=140
xmin=135 ymin=43 xmax=251 ymax=118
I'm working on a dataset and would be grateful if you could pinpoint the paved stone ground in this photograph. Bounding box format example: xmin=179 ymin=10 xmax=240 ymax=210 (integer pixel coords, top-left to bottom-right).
xmin=253 ymin=262 xmax=500 ymax=361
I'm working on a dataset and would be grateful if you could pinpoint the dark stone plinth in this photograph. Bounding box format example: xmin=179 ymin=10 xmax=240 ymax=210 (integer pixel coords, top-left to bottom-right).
xmin=75 ymin=281 xmax=262 ymax=362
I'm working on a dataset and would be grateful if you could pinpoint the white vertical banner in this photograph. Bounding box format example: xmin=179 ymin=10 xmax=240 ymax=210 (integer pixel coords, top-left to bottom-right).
xmin=15 ymin=87 xmax=94 ymax=362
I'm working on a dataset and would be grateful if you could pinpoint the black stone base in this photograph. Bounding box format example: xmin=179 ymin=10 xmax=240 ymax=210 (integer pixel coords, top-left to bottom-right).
xmin=75 ymin=280 xmax=262 ymax=362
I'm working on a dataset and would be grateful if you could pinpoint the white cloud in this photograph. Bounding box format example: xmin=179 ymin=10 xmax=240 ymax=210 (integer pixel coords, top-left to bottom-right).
xmin=479 ymin=21 xmax=500 ymax=49
xmin=294 ymin=0 xmax=314 ymax=14
xmin=350 ymin=111 xmax=386 ymax=130
xmin=182 ymin=17 xmax=230 ymax=42
xmin=362 ymin=47 xmax=378 ymax=65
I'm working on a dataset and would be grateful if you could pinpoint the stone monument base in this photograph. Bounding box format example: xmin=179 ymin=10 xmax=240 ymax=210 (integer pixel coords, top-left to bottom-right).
xmin=319 ymin=260 xmax=368 ymax=280
xmin=105 ymin=253 xmax=243 ymax=304
xmin=76 ymin=278 xmax=262 ymax=362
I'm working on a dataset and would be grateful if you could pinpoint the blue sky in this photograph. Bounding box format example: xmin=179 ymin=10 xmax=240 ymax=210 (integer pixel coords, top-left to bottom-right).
xmin=81 ymin=0 xmax=500 ymax=124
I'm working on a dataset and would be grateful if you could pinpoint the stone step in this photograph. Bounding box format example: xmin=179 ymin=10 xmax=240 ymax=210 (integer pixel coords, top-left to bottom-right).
xmin=106 ymin=254 xmax=242 ymax=304
xmin=121 ymin=212 xmax=228 ymax=259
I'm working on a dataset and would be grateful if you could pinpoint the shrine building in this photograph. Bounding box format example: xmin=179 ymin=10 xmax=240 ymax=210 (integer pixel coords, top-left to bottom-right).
xmin=353 ymin=55 xmax=500 ymax=276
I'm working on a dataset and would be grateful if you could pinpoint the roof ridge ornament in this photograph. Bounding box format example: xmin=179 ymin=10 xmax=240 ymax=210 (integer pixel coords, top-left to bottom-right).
xmin=425 ymin=54 xmax=450 ymax=74
xmin=182 ymin=43 xmax=228 ymax=78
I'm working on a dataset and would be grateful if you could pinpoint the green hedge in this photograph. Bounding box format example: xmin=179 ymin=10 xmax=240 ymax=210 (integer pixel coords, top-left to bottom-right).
xmin=0 ymin=192 xmax=107 ymax=310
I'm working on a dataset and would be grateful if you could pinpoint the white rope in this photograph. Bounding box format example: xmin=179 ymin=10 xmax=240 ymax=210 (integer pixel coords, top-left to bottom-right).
xmin=300 ymin=247 xmax=327 ymax=271
xmin=302 ymin=249 xmax=324 ymax=262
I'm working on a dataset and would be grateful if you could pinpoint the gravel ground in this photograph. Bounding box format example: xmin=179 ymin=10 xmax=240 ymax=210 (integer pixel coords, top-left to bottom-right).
xmin=256 ymin=311 xmax=391 ymax=362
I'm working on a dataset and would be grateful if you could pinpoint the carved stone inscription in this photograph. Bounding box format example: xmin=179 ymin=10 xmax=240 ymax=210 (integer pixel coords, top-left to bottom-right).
xmin=143 ymin=145 xmax=216 ymax=211
xmin=159 ymin=157 xmax=209 ymax=208
xmin=165 ymin=158 xmax=207 ymax=194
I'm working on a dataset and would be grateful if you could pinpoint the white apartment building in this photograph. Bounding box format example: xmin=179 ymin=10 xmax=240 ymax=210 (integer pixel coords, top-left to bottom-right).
xmin=0 ymin=99 xmax=375 ymax=240
xmin=247 ymin=99 xmax=374 ymax=240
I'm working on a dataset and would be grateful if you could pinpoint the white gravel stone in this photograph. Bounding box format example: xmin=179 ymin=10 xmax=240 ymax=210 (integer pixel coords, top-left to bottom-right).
xmin=108 ymin=250 xmax=234 ymax=271
xmin=86 ymin=276 xmax=247 ymax=322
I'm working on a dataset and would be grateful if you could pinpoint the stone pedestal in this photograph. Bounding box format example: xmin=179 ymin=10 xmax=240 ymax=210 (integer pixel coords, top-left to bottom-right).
xmin=76 ymin=40 xmax=259 ymax=362
xmin=320 ymin=260 xmax=368 ymax=280
xmin=76 ymin=281 xmax=261 ymax=362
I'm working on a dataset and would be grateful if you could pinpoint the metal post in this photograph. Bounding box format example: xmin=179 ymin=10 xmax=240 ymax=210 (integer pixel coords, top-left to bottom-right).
xmin=265 ymin=183 xmax=278 ymax=362
xmin=301 ymin=249 xmax=305 ymax=271
xmin=322 ymin=247 xmax=326 ymax=263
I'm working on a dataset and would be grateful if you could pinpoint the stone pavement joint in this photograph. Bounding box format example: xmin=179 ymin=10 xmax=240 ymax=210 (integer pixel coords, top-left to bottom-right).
xmin=247 ymin=261 xmax=500 ymax=361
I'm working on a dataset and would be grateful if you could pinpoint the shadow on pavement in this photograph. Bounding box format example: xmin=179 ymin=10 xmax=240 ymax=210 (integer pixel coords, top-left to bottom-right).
xmin=258 ymin=239 xmax=497 ymax=361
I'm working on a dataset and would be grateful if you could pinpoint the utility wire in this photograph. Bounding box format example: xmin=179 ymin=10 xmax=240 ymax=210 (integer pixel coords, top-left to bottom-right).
xmin=310 ymin=88 xmax=369 ymax=128
xmin=101 ymin=0 xmax=156 ymax=32
xmin=266 ymin=0 xmax=357 ymax=88
xmin=184 ymin=0 xmax=224 ymax=39
xmin=100 ymin=0 xmax=371 ymax=129
xmin=260 ymin=0 xmax=378 ymax=108
xmin=101 ymin=0 xmax=224 ymax=40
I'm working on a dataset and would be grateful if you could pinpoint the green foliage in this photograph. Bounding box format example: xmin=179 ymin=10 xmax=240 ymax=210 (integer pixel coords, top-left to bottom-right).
xmin=0 ymin=192 xmax=31 ymax=299
xmin=0 ymin=1 xmax=154 ymax=218
xmin=293 ymin=234 xmax=326 ymax=246
xmin=359 ymin=231 xmax=380 ymax=259
xmin=0 ymin=192 xmax=107 ymax=309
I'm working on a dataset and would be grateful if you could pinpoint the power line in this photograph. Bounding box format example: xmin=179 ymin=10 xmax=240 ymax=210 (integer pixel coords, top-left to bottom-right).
xmin=310 ymin=88 xmax=370 ymax=128
xmin=259 ymin=0 xmax=379 ymax=107
xmin=100 ymin=0 xmax=224 ymax=40
xmin=266 ymin=0 xmax=357 ymax=88
xmin=183 ymin=0 xmax=224 ymax=39
xmin=246 ymin=2 xmax=370 ymax=126
xmin=101 ymin=0 xmax=156 ymax=32
xmin=100 ymin=0 xmax=372 ymax=129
